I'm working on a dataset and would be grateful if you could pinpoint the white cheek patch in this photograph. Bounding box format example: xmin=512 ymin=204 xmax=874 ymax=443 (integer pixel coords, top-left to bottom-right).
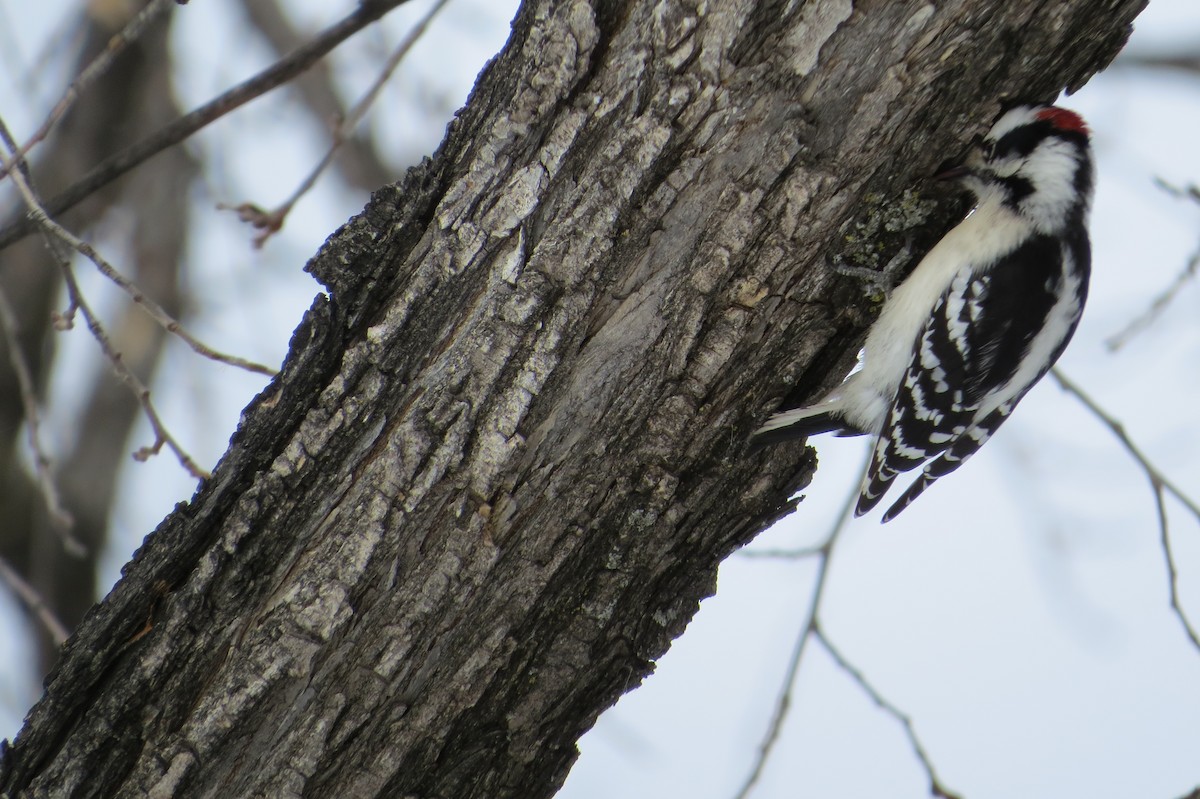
xmin=1018 ymin=137 xmax=1084 ymax=231
xmin=988 ymin=106 xmax=1043 ymax=140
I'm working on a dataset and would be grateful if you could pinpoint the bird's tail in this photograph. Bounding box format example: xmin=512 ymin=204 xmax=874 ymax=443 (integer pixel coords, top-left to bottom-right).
xmin=748 ymin=405 xmax=851 ymax=452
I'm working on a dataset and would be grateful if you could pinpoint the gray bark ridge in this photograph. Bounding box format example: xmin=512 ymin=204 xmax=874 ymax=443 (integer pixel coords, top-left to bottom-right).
xmin=0 ymin=1 xmax=1144 ymax=797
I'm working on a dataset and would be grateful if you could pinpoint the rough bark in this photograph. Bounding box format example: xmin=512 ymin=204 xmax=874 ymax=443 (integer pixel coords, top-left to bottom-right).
xmin=0 ymin=0 xmax=1145 ymax=797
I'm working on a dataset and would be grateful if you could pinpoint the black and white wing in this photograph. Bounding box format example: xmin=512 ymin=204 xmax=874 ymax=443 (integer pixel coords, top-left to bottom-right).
xmin=856 ymin=233 xmax=1089 ymax=521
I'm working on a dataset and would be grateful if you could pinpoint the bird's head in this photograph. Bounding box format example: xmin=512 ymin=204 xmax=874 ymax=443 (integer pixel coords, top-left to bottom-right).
xmin=938 ymin=104 xmax=1094 ymax=233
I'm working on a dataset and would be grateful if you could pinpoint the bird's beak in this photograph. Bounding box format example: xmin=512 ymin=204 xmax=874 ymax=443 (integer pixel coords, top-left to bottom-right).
xmin=933 ymin=144 xmax=985 ymax=181
xmin=933 ymin=161 xmax=971 ymax=181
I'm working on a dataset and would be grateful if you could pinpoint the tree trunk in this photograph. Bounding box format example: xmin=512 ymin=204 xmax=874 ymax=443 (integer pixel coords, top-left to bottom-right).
xmin=0 ymin=0 xmax=1145 ymax=796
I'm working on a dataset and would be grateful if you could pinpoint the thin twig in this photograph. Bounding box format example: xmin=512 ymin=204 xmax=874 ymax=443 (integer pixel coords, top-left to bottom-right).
xmin=1115 ymin=53 xmax=1200 ymax=75
xmin=0 ymin=283 xmax=82 ymax=552
xmin=1106 ymin=249 xmax=1199 ymax=351
xmin=814 ymin=625 xmax=963 ymax=799
xmin=1050 ymin=369 xmax=1200 ymax=519
xmin=0 ymin=120 xmax=210 ymax=480
xmin=732 ymin=476 xmax=859 ymax=799
xmin=73 ymin=276 xmax=210 ymax=478
xmin=737 ymin=544 xmax=826 ymax=560
xmin=1051 ymin=369 xmax=1200 ymax=652
xmin=0 ymin=117 xmax=84 ymax=553
xmin=1107 ymin=180 xmax=1200 ymax=351
xmin=0 ymin=0 xmax=176 ymax=179
xmin=0 ymin=0 xmax=417 ymax=252
xmin=36 ymin=222 xmax=275 ymax=376
xmin=0 ymin=110 xmax=274 ymax=376
xmin=0 ymin=555 xmax=70 ymax=646
xmin=228 ymin=0 xmax=451 ymax=246
xmin=240 ymin=0 xmax=391 ymax=193
xmin=736 ymin=371 xmax=1197 ymax=798
xmin=1152 ymin=471 xmax=1200 ymax=651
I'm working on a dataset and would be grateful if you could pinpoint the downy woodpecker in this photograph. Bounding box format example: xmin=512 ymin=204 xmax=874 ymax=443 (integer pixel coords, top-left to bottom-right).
xmin=751 ymin=104 xmax=1094 ymax=522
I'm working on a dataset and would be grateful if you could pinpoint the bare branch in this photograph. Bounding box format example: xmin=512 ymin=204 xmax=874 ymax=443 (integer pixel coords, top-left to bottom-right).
xmin=0 ymin=0 xmax=175 ymax=179
xmin=1105 ymin=248 xmax=1199 ymax=350
xmin=1051 ymin=369 xmax=1200 ymax=653
xmin=0 ymin=119 xmax=210 ymax=480
xmin=735 ymin=372 xmax=1199 ymax=799
xmin=732 ymin=479 xmax=859 ymax=799
xmin=38 ymin=221 xmax=275 ymax=375
xmin=237 ymin=0 xmax=390 ymax=192
xmin=737 ymin=544 xmax=826 ymax=560
xmin=1050 ymin=369 xmax=1200 ymax=520
xmin=1106 ymin=181 xmax=1200 ymax=351
xmin=814 ymin=626 xmax=963 ymax=799
xmin=0 ymin=107 xmax=273 ymax=376
xmin=0 ymin=0 xmax=417 ymax=252
xmin=229 ymin=0 xmax=452 ymax=246
xmin=0 ymin=282 xmax=81 ymax=552
xmin=0 ymin=114 xmax=84 ymax=552
xmin=1115 ymin=53 xmax=1200 ymax=75
xmin=733 ymin=464 xmax=963 ymax=799
xmin=65 ymin=265 xmax=210 ymax=479
xmin=0 ymin=555 xmax=70 ymax=646
xmin=1152 ymin=476 xmax=1200 ymax=651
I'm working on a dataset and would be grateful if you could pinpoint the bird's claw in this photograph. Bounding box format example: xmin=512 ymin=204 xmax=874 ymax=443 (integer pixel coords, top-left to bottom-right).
xmin=832 ymin=235 xmax=915 ymax=298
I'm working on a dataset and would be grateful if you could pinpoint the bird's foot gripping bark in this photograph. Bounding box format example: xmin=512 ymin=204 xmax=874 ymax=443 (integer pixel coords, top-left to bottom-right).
xmin=831 ymin=235 xmax=914 ymax=299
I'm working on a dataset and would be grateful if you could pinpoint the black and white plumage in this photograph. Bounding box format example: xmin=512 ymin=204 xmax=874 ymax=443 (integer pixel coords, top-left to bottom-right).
xmin=751 ymin=104 xmax=1094 ymax=522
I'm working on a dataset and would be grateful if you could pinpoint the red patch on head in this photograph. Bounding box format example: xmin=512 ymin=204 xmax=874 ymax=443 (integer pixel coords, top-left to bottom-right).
xmin=1036 ymin=107 xmax=1089 ymax=136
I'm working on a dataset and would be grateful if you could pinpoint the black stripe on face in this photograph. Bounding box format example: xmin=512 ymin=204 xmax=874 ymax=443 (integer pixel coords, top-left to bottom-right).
xmin=992 ymin=122 xmax=1049 ymax=160
xmin=998 ymin=175 xmax=1035 ymax=209
xmin=992 ymin=120 xmax=1090 ymax=160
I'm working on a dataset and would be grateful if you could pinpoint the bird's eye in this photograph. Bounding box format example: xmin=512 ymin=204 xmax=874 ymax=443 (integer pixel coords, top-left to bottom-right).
xmin=980 ymin=141 xmax=996 ymax=160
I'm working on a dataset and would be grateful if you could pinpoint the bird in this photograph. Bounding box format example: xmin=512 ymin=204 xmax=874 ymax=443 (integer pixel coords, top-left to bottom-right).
xmin=750 ymin=103 xmax=1094 ymax=522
